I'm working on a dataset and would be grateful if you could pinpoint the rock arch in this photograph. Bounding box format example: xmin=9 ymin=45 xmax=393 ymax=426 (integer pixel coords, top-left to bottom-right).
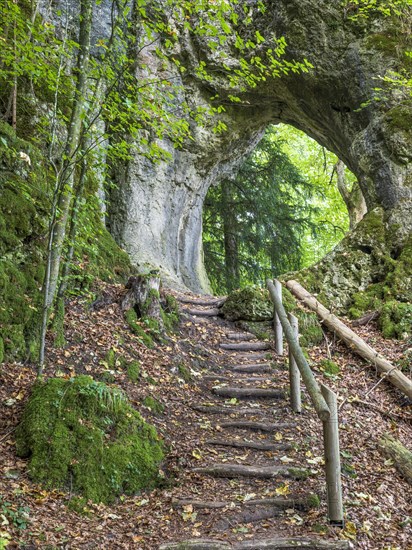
xmin=108 ymin=0 xmax=412 ymax=293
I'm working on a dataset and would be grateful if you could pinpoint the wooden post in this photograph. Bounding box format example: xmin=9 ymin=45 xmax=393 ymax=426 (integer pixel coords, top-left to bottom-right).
xmin=274 ymin=279 xmax=283 ymax=356
xmin=288 ymin=313 xmax=301 ymax=413
xmin=321 ymin=384 xmax=344 ymax=526
xmin=266 ymin=279 xmax=330 ymax=421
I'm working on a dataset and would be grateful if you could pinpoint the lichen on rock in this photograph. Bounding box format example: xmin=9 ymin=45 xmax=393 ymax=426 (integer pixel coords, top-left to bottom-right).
xmin=15 ymin=376 xmax=164 ymax=504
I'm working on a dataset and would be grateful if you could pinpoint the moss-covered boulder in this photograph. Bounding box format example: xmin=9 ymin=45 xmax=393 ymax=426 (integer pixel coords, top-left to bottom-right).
xmin=15 ymin=376 xmax=164 ymax=503
xmin=222 ymin=286 xmax=273 ymax=321
xmin=380 ymin=301 xmax=412 ymax=339
xmin=287 ymin=210 xmax=412 ymax=340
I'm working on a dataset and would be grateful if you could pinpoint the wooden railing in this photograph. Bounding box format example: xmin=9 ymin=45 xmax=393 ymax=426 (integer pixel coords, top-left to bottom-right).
xmin=266 ymin=279 xmax=344 ymax=527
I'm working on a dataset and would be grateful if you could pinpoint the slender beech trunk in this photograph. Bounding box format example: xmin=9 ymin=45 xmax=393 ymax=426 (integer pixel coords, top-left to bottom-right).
xmin=57 ymin=153 xmax=88 ymax=299
xmin=222 ymin=182 xmax=239 ymax=292
xmin=335 ymin=160 xmax=367 ymax=230
xmin=38 ymin=0 xmax=93 ymax=374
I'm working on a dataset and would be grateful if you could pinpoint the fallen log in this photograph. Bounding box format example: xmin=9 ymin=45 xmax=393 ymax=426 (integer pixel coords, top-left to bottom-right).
xmin=185 ymin=308 xmax=221 ymax=317
xmin=230 ymin=352 xmax=270 ymax=361
xmin=177 ymin=296 xmax=226 ymax=307
xmin=192 ymin=463 xmax=309 ymax=479
xmin=212 ymin=387 xmax=285 ymax=400
xmin=219 ymin=421 xmax=295 ymax=432
xmin=207 ymin=439 xmax=292 ymax=451
xmin=232 ymin=363 xmax=273 ymax=373
xmin=378 ymin=433 xmax=412 ymax=484
xmin=234 ymin=538 xmax=351 ymax=549
xmin=172 ymin=498 xmax=229 ymax=509
xmin=191 ymin=405 xmax=268 ymax=416
xmin=201 ymin=375 xmax=271 ymax=383
xmin=286 ymin=280 xmax=412 ymax=400
xmin=351 ymin=310 xmax=380 ymax=326
xmin=160 ymin=540 xmax=230 ymax=550
xmin=227 ymin=332 xmax=256 ymax=341
xmin=220 ymin=342 xmax=271 ymax=351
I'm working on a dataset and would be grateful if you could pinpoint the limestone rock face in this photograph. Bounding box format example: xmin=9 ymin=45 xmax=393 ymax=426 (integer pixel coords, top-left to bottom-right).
xmin=107 ymin=1 xmax=412 ymax=292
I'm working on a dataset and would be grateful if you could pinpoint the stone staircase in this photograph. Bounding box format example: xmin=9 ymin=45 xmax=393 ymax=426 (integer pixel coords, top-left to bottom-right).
xmin=160 ymin=297 xmax=350 ymax=550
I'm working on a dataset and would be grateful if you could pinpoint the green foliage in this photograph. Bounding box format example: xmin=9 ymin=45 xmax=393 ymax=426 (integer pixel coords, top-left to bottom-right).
xmin=0 ymin=122 xmax=131 ymax=362
xmin=319 ymin=359 xmax=341 ymax=376
xmin=222 ymin=286 xmax=273 ymax=321
xmin=203 ymin=125 xmax=350 ymax=293
xmin=297 ymin=312 xmax=324 ymax=348
xmin=0 ymin=496 xmax=30 ymax=531
xmin=15 ymin=376 xmax=164 ymax=503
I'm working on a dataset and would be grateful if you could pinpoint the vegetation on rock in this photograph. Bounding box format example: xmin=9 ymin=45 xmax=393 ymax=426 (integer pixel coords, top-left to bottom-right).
xmin=15 ymin=376 xmax=164 ymax=503
xmin=221 ymin=286 xmax=273 ymax=322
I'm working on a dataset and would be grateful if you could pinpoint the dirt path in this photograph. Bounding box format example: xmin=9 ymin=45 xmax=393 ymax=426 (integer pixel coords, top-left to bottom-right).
xmin=0 ymin=284 xmax=411 ymax=549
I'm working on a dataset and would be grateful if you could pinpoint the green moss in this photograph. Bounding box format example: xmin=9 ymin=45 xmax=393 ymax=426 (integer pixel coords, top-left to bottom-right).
xmin=0 ymin=338 xmax=4 ymax=364
xmin=142 ymin=396 xmax=165 ymax=415
xmin=349 ymin=283 xmax=384 ymax=319
xmin=66 ymin=496 xmax=91 ymax=516
xmin=126 ymin=360 xmax=141 ymax=382
xmin=51 ymin=298 xmax=66 ymax=348
xmin=384 ymin=101 xmax=412 ymax=133
xmin=380 ymin=301 xmax=412 ymax=339
xmin=236 ymin=320 xmax=272 ymax=340
xmin=397 ymin=349 xmax=412 ymax=373
xmin=296 ymin=311 xmax=323 ymax=347
xmin=222 ymin=286 xmax=273 ymax=321
xmin=307 ymin=493 xmax=321 ymax=509
xmin=0 ymin=121 xmax=132 ymax=362
xmin=125 ymin=309 xmax=155 ymax=348
xmin=105 ymin=348 xmax=117 ymax=369
xmin=15 ymin=376 xmax=164 ymax=503
xmin=177 ymin=363 xmax=192 ymax=382
xmin=319 ymin=359 xmax=340 ymax=375
xmin=288 ymin=468 xmax=310 ymax=480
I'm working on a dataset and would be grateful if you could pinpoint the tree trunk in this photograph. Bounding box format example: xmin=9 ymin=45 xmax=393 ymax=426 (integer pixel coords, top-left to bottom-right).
xmin=335 ymin=160 xmax=367 ymax=230
xmin=121 ymin=274 xmax=163 ymax=328
xmin=222 ymin=181 xmax=239 ymax=291
xmin=38 ymin=0 xmax=93 ymax=374
xmin=285 ymin=280 xmax=412 ymax=399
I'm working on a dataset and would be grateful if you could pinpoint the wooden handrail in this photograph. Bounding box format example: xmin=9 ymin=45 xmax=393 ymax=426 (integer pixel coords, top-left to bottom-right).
xmin=266 ymin=279 xmax=330 ymax=421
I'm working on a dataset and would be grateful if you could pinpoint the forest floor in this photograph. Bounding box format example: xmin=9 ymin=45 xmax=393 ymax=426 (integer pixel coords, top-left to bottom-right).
xmin=0 ymin=281 xmax=411 ymax=549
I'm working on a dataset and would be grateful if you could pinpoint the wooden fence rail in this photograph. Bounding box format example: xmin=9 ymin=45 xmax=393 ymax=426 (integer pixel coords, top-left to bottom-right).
xmin=266 ymin=278 xmax=344 ymax=526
